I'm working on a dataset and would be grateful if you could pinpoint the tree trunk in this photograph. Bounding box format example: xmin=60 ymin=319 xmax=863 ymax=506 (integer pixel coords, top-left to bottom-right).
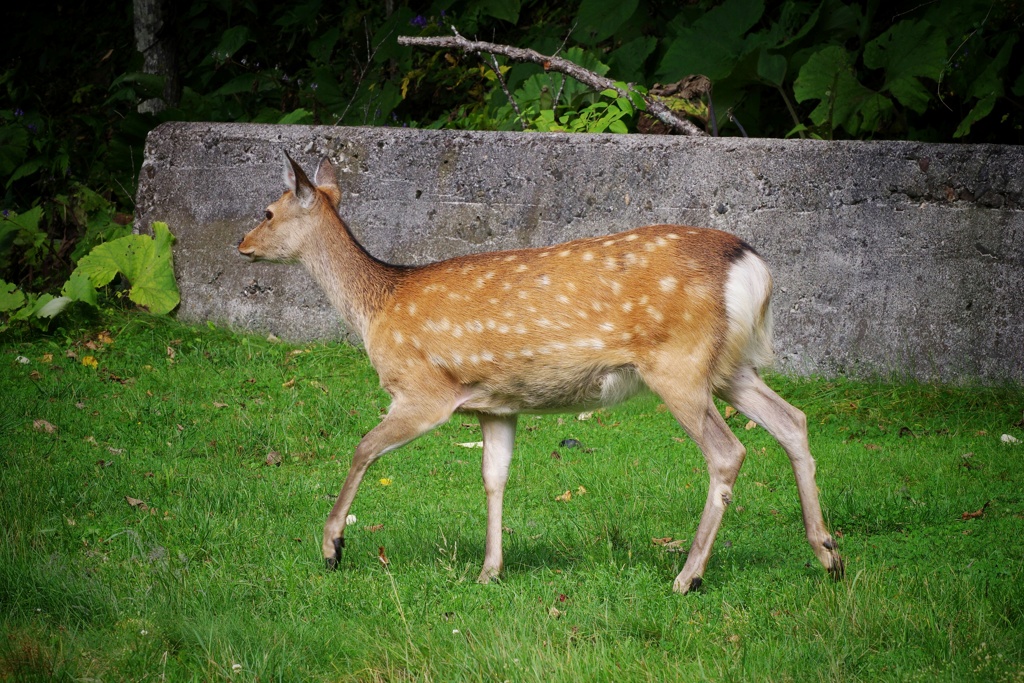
xmin=134 ymin=0 xmax=179 ymax=113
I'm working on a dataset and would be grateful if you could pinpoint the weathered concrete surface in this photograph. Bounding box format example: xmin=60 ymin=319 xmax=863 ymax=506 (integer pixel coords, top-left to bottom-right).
xmin=135 ymin=122 xmax=1023 ymax=381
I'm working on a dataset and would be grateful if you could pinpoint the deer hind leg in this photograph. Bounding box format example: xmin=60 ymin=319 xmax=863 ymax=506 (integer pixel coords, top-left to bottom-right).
xmin=477 ymin=413 xmax=517 ymax=584
xmin=643 ymin=367 xmax=747 ymax=594
xmin=718 ymin=365 xmax=843 ymax=580
xmin=322 ymin=395 xmax=456 ymax=570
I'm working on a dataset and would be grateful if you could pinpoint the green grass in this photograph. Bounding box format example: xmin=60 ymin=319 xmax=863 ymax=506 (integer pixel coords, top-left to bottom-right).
xmin=2 ymin=311 xmax=1023 ymax=681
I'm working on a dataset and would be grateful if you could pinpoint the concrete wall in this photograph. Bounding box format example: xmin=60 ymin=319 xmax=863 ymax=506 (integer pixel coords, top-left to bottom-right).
xmin=134 ymin=122 xmax=1023 ymax=382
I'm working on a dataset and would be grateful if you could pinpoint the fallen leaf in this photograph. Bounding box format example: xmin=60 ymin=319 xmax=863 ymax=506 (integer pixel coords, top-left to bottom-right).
xmin=724 ymin=406 xmax=737 ymax=419
xmin=555 ymin=490 xmax=572 ymax=502
xmin=456 ymin=441 xmax=484 ymax=448
xmin=66 ymin=349 xmax=77 ymax=359
xmin=745 ymin=420 xmax=757 ymax=430
xmin=378 ymin=546 xmax=390 ymax=567
xmin=550 ymin=450 xmax=561 ymax=459
xmin=41 ymin=353 xmax=53 ymax=363
xmin=265 ymin=451 xmax=282 ymax=466
xmin=85 ymin=341 xmax=99 ymax=351
xmin=365 ymin=524 xmax=385 ymax=532
xmin=125 ymin=496 xmax=150 ymax=512
xmin=282 ymin=378 xmax=296 ymax=388
xmin=96 ymin=459 xmax=113 ymax=467
xmin=267 ymin=333 xmax=280 ymax=342
xmin=82 ymin=356 xmax=98 ymax=368
xmin=379 ymin=478 xmax=392 ymax=486
xmin=1001 ymin=434 xmax=1020 ymax=445
xmin=33 ymin=419 xmax=57 ymax=433
xmin=165 ymin=346 xmax=176 ymax=360
xmin=577 ymin=411 xmax=594 ymax=421
xmin=29 ymin=371 xmax=42 ymax=380
xmin=212 ymin=401 xmax=228 ymax=408
xmin=962 ymin=501 xmax=990 ymax=520
xmin=576 ymin=485 xmax=587 ymax=496
xmin=107 ymin=447 xmax=124 ymax=455
xmin=548 ymin=607 xmax=563 ymax=619
xmin=96 ymin=331 xmax=114 ymax=345
xmin=652 ymin=537 xmax=674 ymax=546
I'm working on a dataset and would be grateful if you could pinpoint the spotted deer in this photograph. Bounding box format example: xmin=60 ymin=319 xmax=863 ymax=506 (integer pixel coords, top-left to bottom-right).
xmin=238 ymin=153 xmax=844 ymax=593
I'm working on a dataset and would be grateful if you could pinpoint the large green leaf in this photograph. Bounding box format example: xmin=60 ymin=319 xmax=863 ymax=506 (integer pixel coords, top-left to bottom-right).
xmin=61 ymin=269 xmax=98 ymax=307
xmin=0 ymin=280 xmax=25 ymax=312
xmin=954 ymin=94 xmax=996 ymax=138
xmin=757 ymin=51 xmax=787 ymax=87
xmin=214 ymin=26 xmax=250 ymax=61
xmin=608 ymin=36 xmax=657 ymax=83
xmin=794 ymin=45 xmax=876 ymax=134
xmin=73 ymin=222 xmax=179 ymax=315
xmin=863 ymin=20 xmax=946 ymax=114
xmin=573 ymin=0 xmax=639 ymax=46
xmin=656 ymin=0 xmax=765 ymax=82
xmin=475 ymin=0 xmax=521 ymax=24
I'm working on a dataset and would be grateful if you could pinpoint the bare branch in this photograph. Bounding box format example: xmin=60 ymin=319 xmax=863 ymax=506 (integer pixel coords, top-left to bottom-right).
xmin=397 ymin=33 xmax=707 ymax=136
xmin=484 ymin=52 xmax=526 ymax=130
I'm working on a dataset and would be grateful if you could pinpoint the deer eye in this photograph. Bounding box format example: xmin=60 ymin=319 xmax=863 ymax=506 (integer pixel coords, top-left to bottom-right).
xmin=265 ymin=210 xmax=274 ymax=220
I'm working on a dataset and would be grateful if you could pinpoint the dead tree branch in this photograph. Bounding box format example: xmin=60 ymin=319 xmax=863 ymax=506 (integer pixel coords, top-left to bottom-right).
xmin=397 ymin=32 xmax=707 ymax=137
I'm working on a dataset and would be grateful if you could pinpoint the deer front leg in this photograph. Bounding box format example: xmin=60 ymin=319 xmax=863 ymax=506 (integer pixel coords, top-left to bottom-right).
xmin=323 ymin=396 xmax=456 ymax=570
xmin=477 ymin=413 xmax=517 ymax=583
xmin=672 ymin=403 xmax=747 ymax=594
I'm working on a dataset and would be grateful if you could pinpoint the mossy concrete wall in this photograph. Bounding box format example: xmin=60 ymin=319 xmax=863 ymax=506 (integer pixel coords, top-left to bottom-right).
xmin=135 ymin=122 xmax=1023 ymax=381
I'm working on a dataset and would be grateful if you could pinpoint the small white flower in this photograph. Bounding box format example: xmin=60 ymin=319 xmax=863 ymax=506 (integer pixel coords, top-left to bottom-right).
xmin=140 ymin=629 xmax=148 ymax=636
xmin=346 ymin=514 xmax=357 ymax=525
xmin=232 ymin=663 xmax=243 ymax=672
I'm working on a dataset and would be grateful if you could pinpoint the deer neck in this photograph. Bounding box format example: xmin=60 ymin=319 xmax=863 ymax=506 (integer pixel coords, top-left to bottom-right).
xmin=301 ymin=209 xmax=399 ymax=339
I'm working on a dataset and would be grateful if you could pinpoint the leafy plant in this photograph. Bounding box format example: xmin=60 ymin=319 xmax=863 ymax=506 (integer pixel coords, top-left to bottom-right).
xmin=0 ymin=222 xmax=179 ymax=331
xmin=529 ymin=85 xmax=646 ymax=134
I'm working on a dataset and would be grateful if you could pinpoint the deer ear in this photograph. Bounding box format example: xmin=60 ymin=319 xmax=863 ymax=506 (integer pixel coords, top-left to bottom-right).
xmin=314 ymin=157 xmax=337 ymax=190
xmin=282 ymin=151 xmax=316 ymax=208
xmin=314 ymin=156 xmax=342 ymax=208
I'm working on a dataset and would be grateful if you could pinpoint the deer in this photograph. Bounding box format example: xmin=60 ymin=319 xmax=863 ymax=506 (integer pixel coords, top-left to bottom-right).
xmin=237 ymin=152 xmax=844 ymax=593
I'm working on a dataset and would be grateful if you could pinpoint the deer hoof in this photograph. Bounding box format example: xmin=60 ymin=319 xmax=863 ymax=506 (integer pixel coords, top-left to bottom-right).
xmin=324 ymin=536 xmax=345 ymax=571
xmin=828 ymin=553 xmax=845 ymax=581
xmin=672 ymin=574 xmax=702 ymax=594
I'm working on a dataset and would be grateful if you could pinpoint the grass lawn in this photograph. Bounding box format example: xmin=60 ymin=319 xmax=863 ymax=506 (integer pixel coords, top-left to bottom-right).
xmin=2 ymin=311 xmax=1022 ymax=681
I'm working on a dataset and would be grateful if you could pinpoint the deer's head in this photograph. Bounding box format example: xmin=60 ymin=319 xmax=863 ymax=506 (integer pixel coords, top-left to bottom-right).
xmin=238 ymin=152 xmax=341 ymax=263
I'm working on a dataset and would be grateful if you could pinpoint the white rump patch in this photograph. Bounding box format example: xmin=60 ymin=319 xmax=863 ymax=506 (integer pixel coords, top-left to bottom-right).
xmin=724 ymin=250 xmax=774 ymax=369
